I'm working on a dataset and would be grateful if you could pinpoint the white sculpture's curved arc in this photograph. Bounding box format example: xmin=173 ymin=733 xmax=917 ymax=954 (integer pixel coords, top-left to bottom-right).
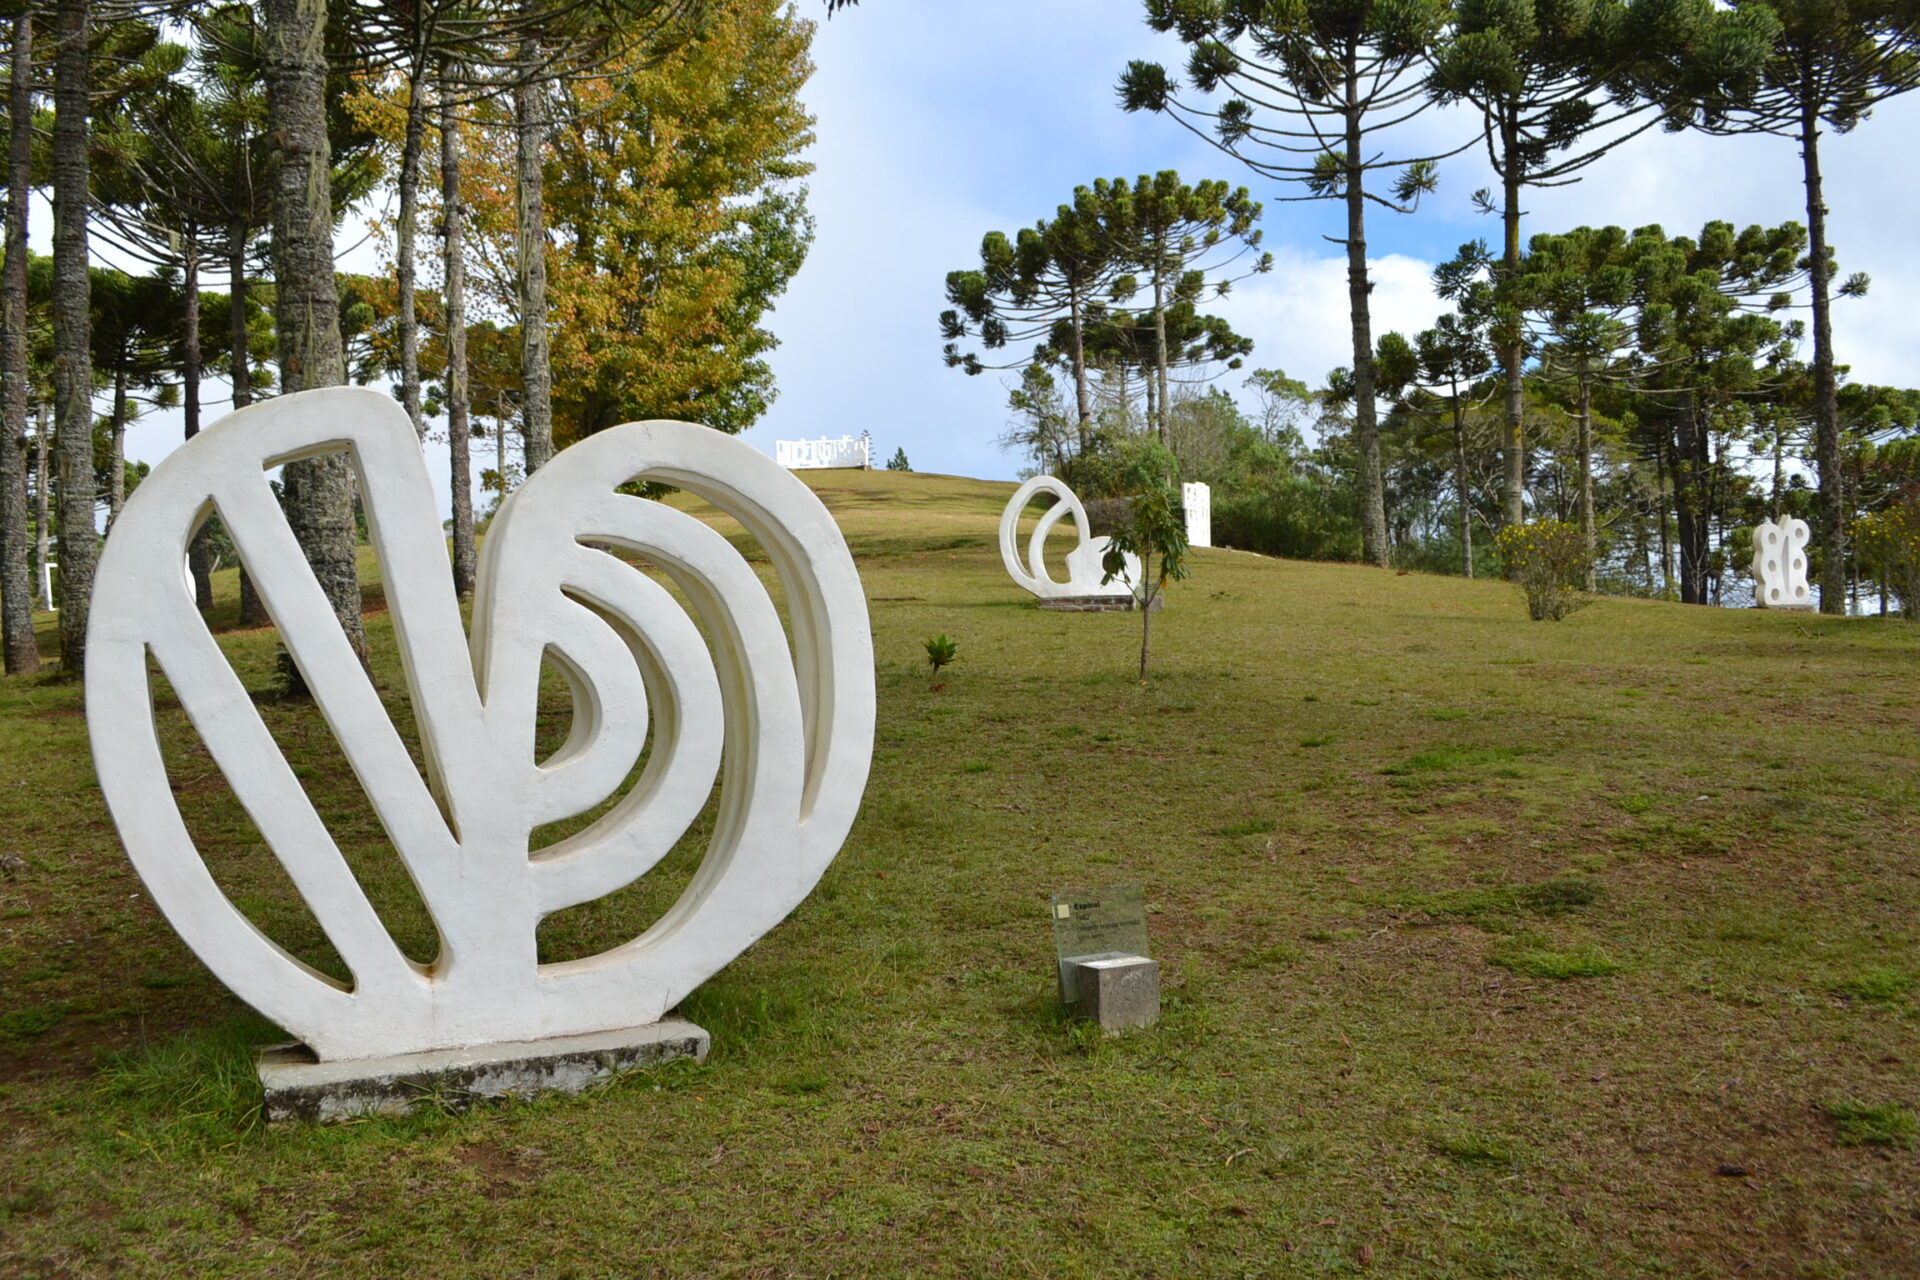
xmin=1751 ymin=515 xmax=1812 ymax=610
xmin=998 ymin=476 xmax=1138 ymax=601
xmin=87 ymin=387 xmax=873 ymax=1061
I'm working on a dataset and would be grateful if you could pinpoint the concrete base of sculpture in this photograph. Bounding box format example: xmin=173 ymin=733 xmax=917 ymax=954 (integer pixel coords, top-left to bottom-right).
xmin=1066 ymin=954 xmax=1160 ymax=1033
xmin=258 ymin=1019 xmax=710 ymax=1123
xmin=1037 ymin=594 xmax=1161 ymax=613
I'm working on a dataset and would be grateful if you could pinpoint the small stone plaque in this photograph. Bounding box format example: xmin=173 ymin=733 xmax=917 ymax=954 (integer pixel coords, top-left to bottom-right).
xmin=1051 ymin=884 xmax=1150 ymax=1002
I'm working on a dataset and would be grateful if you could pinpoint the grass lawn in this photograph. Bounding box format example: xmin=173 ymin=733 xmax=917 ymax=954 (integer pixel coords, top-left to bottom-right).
xmin=2 ymin=466 xmax=1917 ymax=1278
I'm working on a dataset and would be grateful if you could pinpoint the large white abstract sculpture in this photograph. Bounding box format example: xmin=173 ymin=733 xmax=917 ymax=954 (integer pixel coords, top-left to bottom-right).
xmin=999 ymin=476 xmax=1138 ymax=602
xmin=1751 ymin=515 xmax=1813 ymax=610
xmin=86 ymin=387 xmax=874 ymax=1064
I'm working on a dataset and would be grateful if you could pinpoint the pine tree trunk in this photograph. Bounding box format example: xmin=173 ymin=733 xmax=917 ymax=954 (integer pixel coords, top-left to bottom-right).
xmin=441 ymin=80 xmax=475 ymax=599
xmin=397 ymin=65 xmax=426 ymax=437
xmin=1655 ymin=437 xmax=1674 ymax=597
xmin=1151 ymin=265 xmax=1170 ymax=447
xmin=52 ymin=0 xmax=95 ymax=675
xmin=1345 ymin=53 xmax=1388 ymax=568
xmin=1577 ymin=376 xmax=1594 ymax=591
xmin=183 ymin=235 xmax=214 ymax=610
xmin=1498 ymin=106 xmax=1526 ymax=530
xmin=1799 ymin=98 xmax=1843 ymax=615
xmin=515 ymin=33 xmax=553 ymax=474
xmin=0 ymin=8 xmax=38 ymax=674
xmin=229 ymin=219 xmax=253 ymax=409
xmin=229 ymin=216 xmax=269 ymax=626
xmin=1452 ymin=390 xmax=1472 ymax=579
xmin=108 ymin=367 xmax=127 ymax=523
xmin=264 ymin=0 xmax=367 ymax=663
xmin=1068 ymin=288 xmax=1091 ymax=454
xmin=33 ymin=404 xmax=49 ymax=610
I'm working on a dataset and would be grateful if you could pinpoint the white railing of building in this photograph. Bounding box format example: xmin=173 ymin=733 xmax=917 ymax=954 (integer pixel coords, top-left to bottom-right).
xmin=776 ymin=434 xmax=871 ymax=470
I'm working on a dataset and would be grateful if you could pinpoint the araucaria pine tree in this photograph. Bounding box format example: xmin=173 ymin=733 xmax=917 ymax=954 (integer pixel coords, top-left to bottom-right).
xmin=1121 ymin=0 xmax=1453 ymax=568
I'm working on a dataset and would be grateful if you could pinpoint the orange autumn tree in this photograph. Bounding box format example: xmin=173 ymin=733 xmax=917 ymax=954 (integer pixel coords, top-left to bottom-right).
xmin=353 ymin=0 xmax=813 ymax=453
xmin=496 ymin=0 xmax=814 ymax=444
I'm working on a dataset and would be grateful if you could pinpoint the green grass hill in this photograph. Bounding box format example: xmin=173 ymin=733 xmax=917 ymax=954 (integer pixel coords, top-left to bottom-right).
xmin=2 ymin=467 xmax=1916 ymax=1277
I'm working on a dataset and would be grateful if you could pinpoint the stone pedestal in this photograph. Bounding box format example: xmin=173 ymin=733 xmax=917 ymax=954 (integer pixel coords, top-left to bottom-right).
xmin=1065 ymin=954 xmax=1160 ymax=1033
xmin=258 ymin=1019 xmax=710 ymax=1123
xmin=1037 ymin=594 xmax=1160 ymax=613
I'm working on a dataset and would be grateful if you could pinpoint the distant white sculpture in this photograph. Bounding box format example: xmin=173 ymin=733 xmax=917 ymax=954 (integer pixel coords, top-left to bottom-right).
xmin=999 ymin=476 xmax=1138 ymax=602
xmin=1751 ymin=515 xmax=1813 ymax=610
xmin=1182 ymin=481 xmax=1212 ymax=549
xmin=777 ymin=433 xmax=871 ymax=470
xmin=86 ymin=387 xmax=874 ymax=1064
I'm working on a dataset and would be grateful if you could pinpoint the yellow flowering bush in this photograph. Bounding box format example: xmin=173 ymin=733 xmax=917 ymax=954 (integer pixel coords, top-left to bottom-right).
xmin=1854 ymin=498 xmax=1920 ymax=618
xmin=1493 ymin=520 xmax=1593 ymax=622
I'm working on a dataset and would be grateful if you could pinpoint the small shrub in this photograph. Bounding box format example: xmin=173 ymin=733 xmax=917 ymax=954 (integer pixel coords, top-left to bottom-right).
xmin=1493 ymin=520 xmax=1592 ymax=621
xmin=1825 ymin=1100 xmax=1917 ymax=1147
xmin=923 ymin=634 xmax=958 ymax=678
xmin=1853 ymin=498 xmax=1920 ymax=618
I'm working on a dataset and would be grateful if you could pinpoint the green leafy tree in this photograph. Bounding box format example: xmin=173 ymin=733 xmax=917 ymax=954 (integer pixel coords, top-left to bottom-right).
xmin=1377 ymin=281 xmax=1494 ymax=577
xmin=1101 ymin=438 xmax=1190 ymax=679
xmin=1663 ymin=0 xmax=1920 ymax=613
xmin=1104 ymin=171 xmax=1267 ymax=446
xmin=1121 ymin=0 xmax=1450 ymax=568
xmin=942 ymin=181 xmax=1131 ymax=455
xmin=885 ymin=446 xmax=910 ymax=471
xmin=1429 ymin=0 xmax=1778 ymax=531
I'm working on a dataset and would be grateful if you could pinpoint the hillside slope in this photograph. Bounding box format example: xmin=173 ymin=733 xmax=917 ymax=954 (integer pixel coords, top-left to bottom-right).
xmin=3 ymin=468 xmax=1916 ymax=1278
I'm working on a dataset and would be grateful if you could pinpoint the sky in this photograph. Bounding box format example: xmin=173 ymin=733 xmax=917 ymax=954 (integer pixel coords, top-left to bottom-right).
xmin=110 ymin=1 xmax=1920 ymax=509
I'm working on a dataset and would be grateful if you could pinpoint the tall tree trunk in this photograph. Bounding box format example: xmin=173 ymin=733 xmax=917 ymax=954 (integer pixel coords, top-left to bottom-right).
xmin=230 ymin=216 xmax=269 ymax=626
xmin=229 ymin=219 xmax=253 ymax=408
xmin=0 ymin=7 xmax=37 ymax=673
xmin=1655 ymin=436 xmax=1674 ymax=597
xmin=515 ymin=34 xmax=553 ymax=474
xmin=33 ymin=403 xmax=49 ymax=610
xmin=441 ymin=79 xmax=475 ymax=599
xmin=264 ymin=0 xmax=366 ymax=663
xmin=108 ymin=367 xmax=127 ymax=522
xmin=1452 ymin=388 xmax=1472 ymax=579
xmin=1577 ymin=376 xmax=1594 ymax=591
xmin=1150 ymin=260 xmax=1170 ymax=447
xmin=397 ymin=63 xmax=426 ymax=437
xmin=1799 ymin=96 xmax=1843 ymax=615
xmin=1067 ymin=288 xmax=1091 ymax=454
xmin=1497 ymin=104 xmax=1526 ymax=530
xmin=183 ymin=234 xmax=214 ymax=610
xmin=1344 ymin=56 xmax=1388 ymax=568
xmin=52 ymin=0 xmax=95 ymax=675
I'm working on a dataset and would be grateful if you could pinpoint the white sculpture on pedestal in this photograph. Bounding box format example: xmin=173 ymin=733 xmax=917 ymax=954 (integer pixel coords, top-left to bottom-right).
xmin=86 ymin=387 xmax=874 ymax=1064
xmin=1751 ymin=515 xmax=1813 ymax=610
xmin=999 ymin=477 xmax=1137 ymax=602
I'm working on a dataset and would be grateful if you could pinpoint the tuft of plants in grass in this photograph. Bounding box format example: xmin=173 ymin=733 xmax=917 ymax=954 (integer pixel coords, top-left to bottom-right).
xmin=1383 ymin=877 xmax=1601 ymax=929
xmin=1494 ymin=519 xmax=1592 ymax=621
xmin=1426 ymin=1127 xmax=1518 ymax=1167
xmin=923 ymin=633 xmax=958 ymax=680
xmin=1488 ymin=943 xmax=1624 ymax=980
xmin=1824 ymin=1100 xmax=1917 ymax=1148
xmin=1831 ymin=968 xmax=1913 ymax=1003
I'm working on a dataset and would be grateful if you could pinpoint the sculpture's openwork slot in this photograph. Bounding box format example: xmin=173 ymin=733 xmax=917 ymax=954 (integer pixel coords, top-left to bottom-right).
xmin=88 ymin=388 xmax=875 ymax=1062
